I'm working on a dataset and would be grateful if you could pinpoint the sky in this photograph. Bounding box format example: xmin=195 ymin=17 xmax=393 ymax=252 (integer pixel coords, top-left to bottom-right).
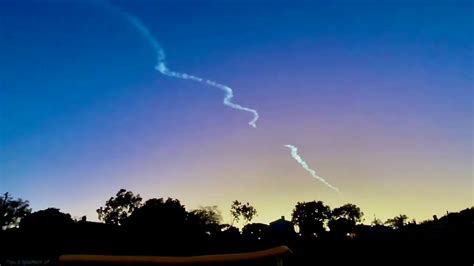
xmin=0 ymin=0 xmax=472 ymax=225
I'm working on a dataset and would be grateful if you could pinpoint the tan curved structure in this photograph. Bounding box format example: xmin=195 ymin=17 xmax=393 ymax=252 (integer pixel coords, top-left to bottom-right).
xmin=59 ymin=245 xmax=292 ymax=265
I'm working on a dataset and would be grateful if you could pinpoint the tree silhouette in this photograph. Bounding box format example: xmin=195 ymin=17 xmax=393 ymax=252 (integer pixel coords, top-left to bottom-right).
xmin=242 ymin=223 xmax=269 ymax=242
xmin=0 ymin=192 xmax=31 ymax=230
xmin=230 ymin=200 xmax=257 ymax=226
xmin=20 ymin=208 xmax=73 ymax=231
xmin=97 ymin=189 xmax=142 ymax=226
xmin=219 ymin=224 xmax=241 ymax=242
xmin=328 ymin=203 xmax=364 ymax=236
xmin=331 ymin=204 xmax=363 ymax=223
xmin=125 ymin=197 xmax=187 ymax=237
xmin=292 ymin=201 xmax=330 ymax=237
xmin=0 ymin=189 xmax=472 ymax=261
xmin=371 ymin=216 xmax=383 ymax=226
xmin=385 ymin=214 xmax=409 ymax=229
xmin=190 ymin=206 xmax=222 ymax=226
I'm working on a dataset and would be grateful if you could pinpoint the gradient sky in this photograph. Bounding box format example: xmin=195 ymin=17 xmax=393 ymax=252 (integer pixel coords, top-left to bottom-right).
xmin=1 ymin=0 xmax=472 ymax=225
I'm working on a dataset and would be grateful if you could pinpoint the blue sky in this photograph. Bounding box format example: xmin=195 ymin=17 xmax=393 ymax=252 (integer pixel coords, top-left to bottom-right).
xmin=1 ymin=0 xmax=472 ymax=223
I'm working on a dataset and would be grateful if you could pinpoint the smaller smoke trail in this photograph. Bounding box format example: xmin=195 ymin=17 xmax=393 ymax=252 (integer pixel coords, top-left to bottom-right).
xmin=284 ymin=144 xmax=340 ymax=192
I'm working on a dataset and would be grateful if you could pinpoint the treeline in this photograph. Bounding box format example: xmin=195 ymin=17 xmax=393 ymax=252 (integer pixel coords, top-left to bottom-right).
xmin=0 ymin=190 xmax=473 ymax=264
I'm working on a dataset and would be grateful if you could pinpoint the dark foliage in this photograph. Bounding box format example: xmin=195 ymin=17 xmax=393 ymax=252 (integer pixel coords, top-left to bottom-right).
xmin=0 ymin=192 xmax=31 ymax=229
xmin=96 ymin=189 xmax=142 ymax=226
xmin=1 ymin=190 xmax=472 ymax=265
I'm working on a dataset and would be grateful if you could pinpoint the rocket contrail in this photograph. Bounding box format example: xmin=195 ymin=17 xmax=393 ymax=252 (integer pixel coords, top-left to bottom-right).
xmin=105 ymin=3 xmax=259 ymax=128
xmin=284 ymin=144 xmax=340 ymax=192
xmin=102 ymin=2 xmax=339 ymax=191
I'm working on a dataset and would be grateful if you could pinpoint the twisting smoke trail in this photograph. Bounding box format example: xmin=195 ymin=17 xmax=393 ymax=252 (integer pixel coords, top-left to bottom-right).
xmin=105 ymin=3 xmax=259 ymax=128
xmin=284 ymin=144 xmax=340 ymax=192
xmin=102 ymin=2 xmax=339 ymax=191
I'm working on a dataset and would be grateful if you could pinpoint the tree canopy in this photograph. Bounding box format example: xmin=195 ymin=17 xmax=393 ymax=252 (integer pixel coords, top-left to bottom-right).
xmin=0 ymin=192 xmax=31 ymax=230
xmin=332 ymin=203 xmax=364 ymax=223
xmin=385 ymin=214 xmax=409 ymax=229
xmin=190 ymin=206 xmax=222 ymax=226
xmin=291 ymin=200 xmax=330 ymax=237
xmin=230 ymin=200 xmax=257 ymax=226
xmin=125 ymin=197 xmax=187 ymax=233
xmin=328 ymin=203 xmax=364 ymax=236
xmin=96 ymin=189 xmax=142 ymax=226
xmin=20 ymin=208 xmax=73 ymax=231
